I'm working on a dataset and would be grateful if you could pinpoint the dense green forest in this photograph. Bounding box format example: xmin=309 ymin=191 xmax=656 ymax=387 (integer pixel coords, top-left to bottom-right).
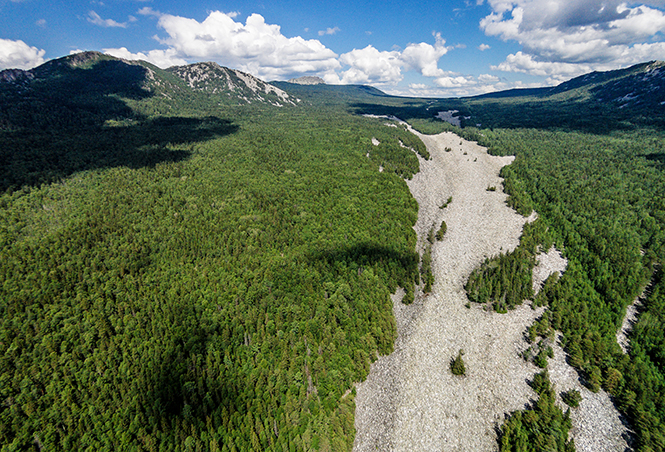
xmin=465 ymin=219 xmax=553 ymax=313
xmin=3 ymin=53 xmax=665 ymax=451
xmin=0 ymin=54 xmax=427 ymax=451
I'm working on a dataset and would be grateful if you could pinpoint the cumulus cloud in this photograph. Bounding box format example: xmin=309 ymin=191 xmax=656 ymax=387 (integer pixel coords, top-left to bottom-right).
xmin=318 ymin=27 xmax=340 ymax=36
xmin=400 ymin=32 xmax=448 ymax=77
xmin=481 ymin=0 xmax=665 ymax=79
xmin=335 ymin=46 xmax=402 ymax=84
xmin=478 ymin=43 xmax=491 ymax=51
xmin=123 ymin=10 xmax=341 ymax=79
xmin=478 ymin=73 xmax=500 ymax=82
xmin=390 ymin=73 xmax=541 ymax=98
xmin=121 ymin=9 xmax=450 ymax=84
xmin=87 ymin=10 xmax=129 ymax=28
xmin=434 ymin=75 xmax=476 ymax=88
xmin=491 ymin=51 xmax=595 ymax=82
xmin=103 ymin=47 xmax=188 ymax=68
xmin=333 ymin=33 xmax=448 ymax=85
xmin=0 ymin=38 xmax=46 ymax=70
xmin=138 ymin=7 xmax=161 ymax=17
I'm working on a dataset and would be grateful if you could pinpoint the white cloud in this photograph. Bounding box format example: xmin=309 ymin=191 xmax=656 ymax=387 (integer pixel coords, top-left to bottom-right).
xmin=491 ymin=51 xmax=594 ymax=81
xmin=0 ymin=38 xmax=46 ymax=70
xmin=478 ymin=43 xmax=491 ymax=51
xmin=478 ymin=73 xmax=499 ymax=82
xmin=87 ymin=10 xmax=129 ymax=28
xmin=120 ymin=9 xmax=450 ymax=84
xmin=337 ymin=46 xmax=403 ymax=84
xmin=494 ymin=46 xmax=665 ymax=84
xmin=103 ymin=47 xmax=188 ymax=68
xmin=36 ymin=18 xmax=47 ymax=28
xmin=138 ymin=7 xmax=160 ymax=17
xmin=318 ymin=27 xmax=340 ymax=36
xmin=400 ymin=32 xmax=448 ymax=77
xmin=481 ymin=0 xmax=665 ymax=80
xmin=389 ymin=74 xmax=542 ymax=98
xmin=136 ymin=10 xmax=341 ymax=79
xmin=333 ymin=33 xmax=449 ymax=85
xmin=434 ymin=75 xmax=476 ymax=88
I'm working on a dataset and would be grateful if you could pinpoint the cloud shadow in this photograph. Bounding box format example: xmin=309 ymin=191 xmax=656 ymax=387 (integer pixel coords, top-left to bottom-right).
xmin=0 ymin=57 xmax=239 ymax=193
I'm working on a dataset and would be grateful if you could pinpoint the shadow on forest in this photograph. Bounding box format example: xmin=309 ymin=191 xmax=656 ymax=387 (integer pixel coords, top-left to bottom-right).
xmin=0 ymin=58 xmax=239 ymax=193
xmin=308 ymin=243 xmax=419 ymax=275
xmin=351 ymin=101 xmax=462 ymax=123
xmin=352 ymin=98 xmax=649 ymax=135
xmin=644 ymin=152 xmax=665 ymax=169
xmin=139 ymin=309 xmax=240 ymax=424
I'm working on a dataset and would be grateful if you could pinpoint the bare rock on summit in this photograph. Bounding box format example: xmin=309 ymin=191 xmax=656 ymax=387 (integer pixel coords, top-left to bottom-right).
xmin=287 ymin=76 xmax=326 ymax=85
xmin=169 ymin=62 xmax=298 ymax=106
xmin=0 ymin=68 xmax=33 ymax=83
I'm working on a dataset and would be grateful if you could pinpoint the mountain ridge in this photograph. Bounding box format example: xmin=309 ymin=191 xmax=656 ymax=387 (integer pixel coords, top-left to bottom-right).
xmin=472 ymin=60 xmax=665 ymax=110
xmin=0 ymin=51 xmax=299 ymax=108
xmin=3 ymin=52 xmax=665 ymax=111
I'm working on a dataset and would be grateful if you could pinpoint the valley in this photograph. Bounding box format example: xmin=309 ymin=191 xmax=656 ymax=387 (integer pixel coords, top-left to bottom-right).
xmin=1 ymin=53 xmax=665 ymax=451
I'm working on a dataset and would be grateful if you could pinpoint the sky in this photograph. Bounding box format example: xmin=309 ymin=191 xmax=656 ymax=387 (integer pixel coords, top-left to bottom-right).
xmin=1 ymin=0 xmax=665 ymax=97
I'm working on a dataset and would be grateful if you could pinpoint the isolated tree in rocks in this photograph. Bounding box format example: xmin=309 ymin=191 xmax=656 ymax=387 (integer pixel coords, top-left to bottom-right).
xmin=450 ymin=349 xmax=466 ymax=376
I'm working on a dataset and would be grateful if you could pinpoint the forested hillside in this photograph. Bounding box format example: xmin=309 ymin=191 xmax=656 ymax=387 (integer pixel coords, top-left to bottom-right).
xmin=3 ymin=52 xmax=665 ymax=451
xmin=0 ymin=53 xmax=427 ymax=451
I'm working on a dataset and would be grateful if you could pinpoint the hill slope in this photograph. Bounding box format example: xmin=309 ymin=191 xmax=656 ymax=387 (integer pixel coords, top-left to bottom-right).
xmin=0 ymin=51 xmax=299 ymax=112
xmin=467 ymin=60 xmax=665 ymax=130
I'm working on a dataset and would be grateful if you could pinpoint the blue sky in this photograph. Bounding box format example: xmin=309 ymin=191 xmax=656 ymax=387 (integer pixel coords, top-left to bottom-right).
xmin=2 ymin=0 xmax=665 ymax=96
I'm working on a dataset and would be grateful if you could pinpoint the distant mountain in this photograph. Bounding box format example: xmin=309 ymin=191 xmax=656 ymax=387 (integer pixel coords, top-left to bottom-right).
xmin=443 ymin=60 xmax=665 ymax=131
xmin=552 ymin=61 xmax=665 ymax=109
xmin=4 ymin=51 xmax=665 ymax=132
xmin=272 ymin=80 xmax=391 ymax=106
xmin=287 ymin=76 xmax=326 ymax=85
xmin=473 ymin=61 xmax=665 ymax=110
xmin=469 ymin=87 xmax=550 ymax=100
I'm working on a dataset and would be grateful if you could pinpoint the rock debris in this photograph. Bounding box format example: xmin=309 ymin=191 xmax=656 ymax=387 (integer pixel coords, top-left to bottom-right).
xmin=353 ymin=130 xmax=629 ymax=452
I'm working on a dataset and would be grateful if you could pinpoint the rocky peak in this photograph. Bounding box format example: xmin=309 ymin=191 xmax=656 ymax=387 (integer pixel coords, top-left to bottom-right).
xmin=168 ymin=62 xmax=298 ymax=106
xmin=0 ymin=68 xmax=34 ymax=84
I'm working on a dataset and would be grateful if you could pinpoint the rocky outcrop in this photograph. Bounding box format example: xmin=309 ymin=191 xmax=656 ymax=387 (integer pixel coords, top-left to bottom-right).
xmin=169 ymin=62 xmax=298 ymax=106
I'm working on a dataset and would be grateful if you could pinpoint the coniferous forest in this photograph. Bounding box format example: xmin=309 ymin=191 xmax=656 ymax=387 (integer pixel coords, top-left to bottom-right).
xmin=2 ymin=53 xmax=665 ymax=451
xmin=0 ymin=54 xmax=425 ymax=451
